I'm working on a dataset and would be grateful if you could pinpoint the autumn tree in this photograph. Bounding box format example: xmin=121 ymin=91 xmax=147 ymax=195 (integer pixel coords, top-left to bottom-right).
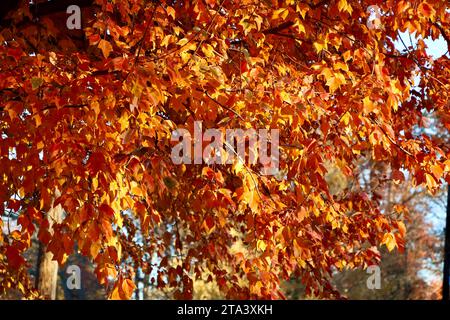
xmin=0 ymin=0 xmax=449 ymax=299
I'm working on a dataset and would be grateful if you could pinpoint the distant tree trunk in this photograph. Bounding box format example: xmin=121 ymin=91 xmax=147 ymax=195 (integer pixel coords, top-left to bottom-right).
xmin=36 ymin=200 xmax=63 ymax=300
xmin=443 ymin=185 xmax=450 ymax=300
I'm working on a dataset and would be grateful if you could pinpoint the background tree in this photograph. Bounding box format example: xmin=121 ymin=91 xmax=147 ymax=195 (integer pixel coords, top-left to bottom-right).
xmin=283 ymin=161 xmax=445 ymax=300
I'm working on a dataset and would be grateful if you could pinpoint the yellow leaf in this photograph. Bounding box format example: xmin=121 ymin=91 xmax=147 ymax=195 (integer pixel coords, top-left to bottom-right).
xmin=110 ymin=285 xmax=121 ymax=300
xmin=333 ymin=61 xmax=348 ymax=72
xmin=92 ymin=176 xmax=99 ymax=190
xmin=254 ymin=15 xmax=263 ymax=31
xmin=425 ymin=173 xmax=437 ymax=190
xmin=131 ymin=181 xmax=143 ymax=196
xmin=272 ymin=8 xmax=289 ymax=20
xmin=382 ymin=233 xmax=397 ymax=252
xmin=343 ymin=50 xmax=352 ymax=62
xmin=177 ymin=38 xmax=189 ymax=46
xmin=338 ymin=0 xmax=353 ymax=14
xmin=280 ymin=91 xmax=292 ymax=104
xmin=296 ymin=3 xmax=309 ymax=19
xmin=320 ymin=67 xmax=333 ymax=81
xmin=232 ymin=160 xmax=244 ymax=175
xmin=178 ymin=41 xmax=197 ymax=53
xmin=340 ymin=111 xmax=351 ymax=126
xmin=161 ymin=34 xmax=172 ymax=47
xmin=430 ymin=164 xmax=443 ymax=180
xmin=119 ymin=114 xmax=129 ymax=132
xmin=326 ymin=72 xmax=346 ymax=93
xmin=257 ymin=239 xmax=267 ymax=252
xmin=180 ymin=51 xmax=191 ymax=63
xmin=166 ymin=6 xmax=176 ymax=19
xmin=363 ymin=96 xmax=375 ymax=113
xmin=313 ymin=41 xmax=326 ymax=53
xmin=239 ymin=18 xmax=255 ymax=35
xmin=293 ymin=19 xmax=305 ymax=34
xmin=201 ymin=44 xmax=215 ymax=58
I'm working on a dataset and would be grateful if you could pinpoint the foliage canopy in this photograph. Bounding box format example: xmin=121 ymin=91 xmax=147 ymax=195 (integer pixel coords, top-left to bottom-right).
xmin=0 ymin=0 xmax=449 ymax=299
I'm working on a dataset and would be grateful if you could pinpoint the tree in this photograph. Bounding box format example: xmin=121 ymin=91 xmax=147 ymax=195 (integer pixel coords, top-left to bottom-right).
xmin=283 ymin=161 xmax=445 ymax=300
xmin=0 ymin=0 xmax=449 ymax=299
xmin=443 ymin=185 xmax=450 ymax=300
xmin=36 ymin=201 xmax=63 ymax=299
xmin=331 ymin=165 xmax=445 ymax=300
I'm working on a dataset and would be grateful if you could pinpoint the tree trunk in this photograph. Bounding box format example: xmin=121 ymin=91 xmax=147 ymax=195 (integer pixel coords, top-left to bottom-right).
xmin=443 ymin=184 xmax=450 ymax=300
xmin=36 ymin=201 xmax=63 ymax=300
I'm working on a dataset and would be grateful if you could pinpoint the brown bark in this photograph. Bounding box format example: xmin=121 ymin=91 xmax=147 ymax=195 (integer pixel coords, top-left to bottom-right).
xmin=37 ymin=201 xmax=63 ymax=300
xmin=443 ymin=185 xmax=450 ymax=300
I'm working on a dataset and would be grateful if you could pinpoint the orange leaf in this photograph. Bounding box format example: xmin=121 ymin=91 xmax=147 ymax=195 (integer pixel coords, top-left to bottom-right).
xmin=110 ymin=278 xmax=135 ymax=300
xmin=121 ymin=279 xmax=136 ymax=299
xmin=98 ymin=39 xmax=113 ymax=58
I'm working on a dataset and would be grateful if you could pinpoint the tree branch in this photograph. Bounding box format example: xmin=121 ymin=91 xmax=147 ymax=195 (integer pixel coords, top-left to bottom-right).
xmin=432 ymin=22 xmax=450 ymax=53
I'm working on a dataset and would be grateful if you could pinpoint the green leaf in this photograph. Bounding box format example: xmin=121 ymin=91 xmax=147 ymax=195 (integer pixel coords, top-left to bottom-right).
xmin=31 ymin=77 xmax=43 ymax=90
